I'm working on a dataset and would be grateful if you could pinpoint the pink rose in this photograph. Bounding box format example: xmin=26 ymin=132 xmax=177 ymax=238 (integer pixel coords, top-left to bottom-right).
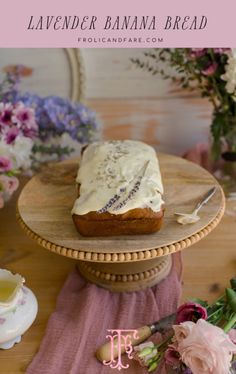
xmin=173 ymin=319 xmax=236 ymax=374
xmin=0 ymin=156 xmax=12 ymax=172
xmin=176 ymin=302 xmax=207 ymax=324
xmin=173 ymin=321 xmax=195 ymax=343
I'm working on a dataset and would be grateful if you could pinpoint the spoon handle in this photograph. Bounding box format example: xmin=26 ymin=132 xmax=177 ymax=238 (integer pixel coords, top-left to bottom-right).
xmin=194 ymin=186 xmax=217 ymax=214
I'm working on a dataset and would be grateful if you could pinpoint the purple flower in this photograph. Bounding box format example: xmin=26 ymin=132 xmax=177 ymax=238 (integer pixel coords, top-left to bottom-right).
xmin=183 ymin=368 xmax=192 ymax=374
xmin=176 ymin=302 xmax=207 ymax=324
xmin=0 ymin=156 xmax=12 ymax=172
xmin=202 ymin=62 xmax=218 ymax=76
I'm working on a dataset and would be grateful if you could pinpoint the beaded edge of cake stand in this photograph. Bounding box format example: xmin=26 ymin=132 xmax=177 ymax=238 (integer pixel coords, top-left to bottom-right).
xmin=16 ymin=200 xmax=225 ymax=263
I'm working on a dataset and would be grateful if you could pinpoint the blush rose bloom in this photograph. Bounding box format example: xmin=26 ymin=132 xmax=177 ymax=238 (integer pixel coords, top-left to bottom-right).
xmin=173 ymin=319 xmax=236 ymax=374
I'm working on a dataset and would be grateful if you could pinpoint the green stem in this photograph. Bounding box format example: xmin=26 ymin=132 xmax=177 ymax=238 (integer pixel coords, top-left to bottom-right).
xmin=207 ymin=305 xmax=225 ymax=322
xmin=223 ymin=313 xmax=236 ymax=333
xmin=154 ymin=336 xmax=172 ymax=350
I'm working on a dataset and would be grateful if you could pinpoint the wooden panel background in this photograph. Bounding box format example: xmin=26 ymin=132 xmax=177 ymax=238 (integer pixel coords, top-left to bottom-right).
xmin=0 ymin=48 xmax=212 ymax=155
xmin=82 ymin=49 xmax=212 ymax=155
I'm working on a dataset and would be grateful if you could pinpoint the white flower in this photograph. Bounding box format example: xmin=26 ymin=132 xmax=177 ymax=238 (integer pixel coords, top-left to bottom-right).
xmin=0 ymin=136 xmax=33 ymax=171
xmin=221 ymin=49 xmax=236 ymax=96
xmin=13 ymin=136 xmax=33 ymax=170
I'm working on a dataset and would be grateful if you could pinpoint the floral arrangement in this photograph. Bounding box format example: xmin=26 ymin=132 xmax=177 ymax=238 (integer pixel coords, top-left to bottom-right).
xmin=133 ymin=278 xmax=236 ymax=373
xmin=0 ymin=65 xmax=99 ymax=208
xmin=132 ymin=49 xmax=236 ymax=160
xmin=0 ymin=101 xmax=38 ymax=208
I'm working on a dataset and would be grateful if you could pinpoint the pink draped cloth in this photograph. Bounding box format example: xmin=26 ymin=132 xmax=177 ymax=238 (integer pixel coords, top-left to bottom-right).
xmin=27 ymin=253 xmax=182 ymax=374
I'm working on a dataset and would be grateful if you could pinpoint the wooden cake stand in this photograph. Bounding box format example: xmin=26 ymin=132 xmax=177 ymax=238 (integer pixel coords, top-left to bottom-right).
xmin=17 ymin=153 xmax=225 ymax=292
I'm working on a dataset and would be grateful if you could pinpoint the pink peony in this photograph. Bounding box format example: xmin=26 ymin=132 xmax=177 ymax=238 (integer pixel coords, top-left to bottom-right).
xmin=176 ymin=302 xmax=207 ymax=324
xmin=173 ymin=319 xmax=236 ymax=374
xmin=202 ymin=62 xmax=218 ymax=76
xmin=0 ymin=156 xmax=12 ymax=172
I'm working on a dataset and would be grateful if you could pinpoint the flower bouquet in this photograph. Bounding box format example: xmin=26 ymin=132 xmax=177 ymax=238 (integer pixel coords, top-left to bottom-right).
xmin=132 ymin=49 xmax=236 ymax=161
xmin=133 ymin=278 xmax=236 ymax=373
xmin=0 ymin=101 xmax=38 ymax=208
xmin=0 ymin=65 xmax=99 ymax=208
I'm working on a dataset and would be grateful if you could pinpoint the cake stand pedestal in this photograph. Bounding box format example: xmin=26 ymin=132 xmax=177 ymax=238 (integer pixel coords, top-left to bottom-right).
xmin=17 ymin=153 xmax=225 ymax=292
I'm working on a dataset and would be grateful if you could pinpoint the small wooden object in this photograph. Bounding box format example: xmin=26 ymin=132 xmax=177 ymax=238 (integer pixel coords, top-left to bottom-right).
xmin=17 ymin=153 xmax=225 ymax=292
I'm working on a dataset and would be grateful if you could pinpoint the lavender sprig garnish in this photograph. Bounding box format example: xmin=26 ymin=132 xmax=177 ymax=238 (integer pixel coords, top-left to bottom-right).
xmin=97 ymin=189 xmax=125 ymax=213
xmin=112 ymin=161 xmax=149 ymax=212
xmin=112 ymin=179 xmax=141 ymax=211
xmin=97 ymin=161 xmax=149 ymax=214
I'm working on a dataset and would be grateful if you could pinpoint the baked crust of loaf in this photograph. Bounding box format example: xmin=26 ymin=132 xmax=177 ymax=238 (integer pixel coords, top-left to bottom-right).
xmin=73 ymin=184 xmax=164 ymax=236
xmin=72 ymin=208 xmax=164 ymax=236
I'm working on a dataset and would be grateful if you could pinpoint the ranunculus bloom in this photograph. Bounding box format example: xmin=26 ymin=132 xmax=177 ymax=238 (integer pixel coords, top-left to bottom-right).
xmin=133 ymin=341 xmax=157 ymax=366
xmin=0 ymin=156 xmax=12 ymax=172
xmin=176 ymin=302 xmax=207 ymax=324
xmin=173 ymin=319 xmax=236 ymax=374
xmin=202 ymin=62 xmax=218 ymax=76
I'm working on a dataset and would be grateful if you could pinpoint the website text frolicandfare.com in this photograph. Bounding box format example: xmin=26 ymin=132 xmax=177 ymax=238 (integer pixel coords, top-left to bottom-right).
xmin=77 ymin=37 xmax=164 ymax=44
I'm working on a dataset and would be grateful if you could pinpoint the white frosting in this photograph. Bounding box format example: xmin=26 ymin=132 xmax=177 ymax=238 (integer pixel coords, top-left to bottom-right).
xmin=71 ymin=140 xmax=164 ymax=215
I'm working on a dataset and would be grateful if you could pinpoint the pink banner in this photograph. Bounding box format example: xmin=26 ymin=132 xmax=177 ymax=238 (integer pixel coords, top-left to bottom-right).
xmin=0 ymin=0 xmax=235 ymax=47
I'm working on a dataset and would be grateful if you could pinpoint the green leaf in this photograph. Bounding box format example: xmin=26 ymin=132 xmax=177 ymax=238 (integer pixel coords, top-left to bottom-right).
xmin=230 ymin=278 xmax=236 ymax=291
xmin=190 ymin=298 xmax=208 ymax=307
xmin=225 ymin=288 xmax=236 ymax=313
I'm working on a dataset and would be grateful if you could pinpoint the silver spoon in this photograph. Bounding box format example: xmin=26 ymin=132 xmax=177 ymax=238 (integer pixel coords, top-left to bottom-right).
xmin=175 ymin=186 xmax=217 ymax=225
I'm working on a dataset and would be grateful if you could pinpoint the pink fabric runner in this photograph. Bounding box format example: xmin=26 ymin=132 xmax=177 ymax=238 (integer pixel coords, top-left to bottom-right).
xmin=27 ymin=253 xmax=182 ymax=374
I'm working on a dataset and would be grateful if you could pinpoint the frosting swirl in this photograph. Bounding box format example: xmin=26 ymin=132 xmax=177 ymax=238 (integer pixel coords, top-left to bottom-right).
xmin=72 ymin=140 xmax=164 ymax=215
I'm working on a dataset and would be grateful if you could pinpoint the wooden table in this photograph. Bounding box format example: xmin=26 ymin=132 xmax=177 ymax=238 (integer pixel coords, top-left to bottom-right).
xmin=0 ymin=178 xmax=235 ymax=374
